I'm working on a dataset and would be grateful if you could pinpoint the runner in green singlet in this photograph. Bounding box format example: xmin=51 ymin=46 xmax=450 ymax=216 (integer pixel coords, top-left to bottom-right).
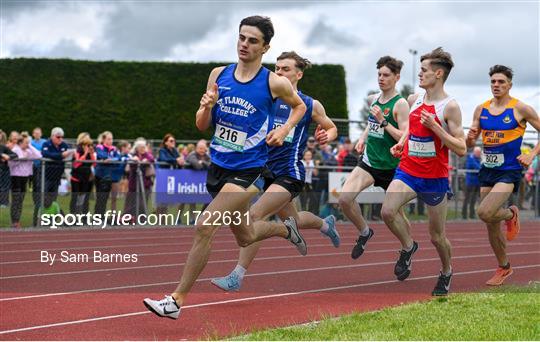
xmin=338 ymin=56 xmax=411 ymax=259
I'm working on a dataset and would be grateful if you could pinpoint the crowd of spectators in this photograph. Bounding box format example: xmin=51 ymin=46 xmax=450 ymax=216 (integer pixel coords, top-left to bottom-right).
xmin=0 ymin=127 xmax=215 ymax=227
xmin=0 ymin=126 xmax=538 ymax=228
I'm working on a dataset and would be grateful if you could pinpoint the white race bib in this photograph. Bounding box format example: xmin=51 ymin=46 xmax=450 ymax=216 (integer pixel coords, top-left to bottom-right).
xmin=273 ymin=121 xmax=296 ymax=143
xmin=214 ymin=123 xmax=247 ymax=152
xmin=368 ymin=120 xmax=384 ymax=138
xmin=482 ymin=153 xmax=505 ymax=168
xmin=408 ymin=136 xmax=436 ymax=158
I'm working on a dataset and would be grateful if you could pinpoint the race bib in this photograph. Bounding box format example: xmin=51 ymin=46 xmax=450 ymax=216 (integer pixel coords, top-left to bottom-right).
xmin=273 ymin=121 xmax=296 ymax=143
xmin=482 ymin=153 xmax=504 ymax=168
xmin=408 ymin=135 xmax=436 ymax=158
xmin=367 ymin=119 xmax=384 ymax=138
xmin=214 ymin=123 xmax=247 ymax=152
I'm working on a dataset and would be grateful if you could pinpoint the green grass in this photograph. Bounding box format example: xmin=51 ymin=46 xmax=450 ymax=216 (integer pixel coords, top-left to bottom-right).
xmin=235 ymin=283 xmax=540 ymax=341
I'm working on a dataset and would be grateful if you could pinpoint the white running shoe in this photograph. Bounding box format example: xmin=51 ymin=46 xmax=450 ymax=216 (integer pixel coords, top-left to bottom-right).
xmin=284 ymin=217 xmax=307 ymax=256
xmin=143 ymin=295 xmax=181 ymax=319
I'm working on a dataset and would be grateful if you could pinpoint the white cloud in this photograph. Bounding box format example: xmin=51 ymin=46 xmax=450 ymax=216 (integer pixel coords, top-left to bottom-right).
xmin=2 ymin=2 xmax=113 ymax=57
xmin=2 ymin=1 xmax=539 ymax=143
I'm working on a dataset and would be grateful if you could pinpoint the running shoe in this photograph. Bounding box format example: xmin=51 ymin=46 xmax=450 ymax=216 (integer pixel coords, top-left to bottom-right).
xmin=351 ymin=228 xmax=374 ymax=259
xmin=505 ymin=205 xmax=520 ymax=241
xmin=486 ymin=265 xmax=513 ymax=286
xmin=211 ymin=271 xmax=242 ymax=292
xmin=321 ymin=215 xmax=340 ymax=248
xmin=394 ymin=241 xmax=419 ymax=281
xmin=285 ymin=217 xmax=307 ymax=256
xmin=432 ymin=271 xmax=452 ymax=296
xmin=143 ymin=295 xmax=181 ymax=319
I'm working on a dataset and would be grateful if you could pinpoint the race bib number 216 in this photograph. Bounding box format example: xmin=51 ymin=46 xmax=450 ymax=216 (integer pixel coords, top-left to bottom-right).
xmin=214 ymin=124 xmax=247 ymax=152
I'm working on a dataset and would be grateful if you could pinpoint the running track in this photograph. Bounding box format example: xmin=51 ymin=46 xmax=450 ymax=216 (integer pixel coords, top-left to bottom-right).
xmin=1 ymin=221 xmax=539 ymax=340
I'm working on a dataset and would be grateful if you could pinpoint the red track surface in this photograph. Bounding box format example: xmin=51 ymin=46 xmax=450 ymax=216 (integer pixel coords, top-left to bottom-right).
xmin=1 ymin=221 xmax=539 ymax=340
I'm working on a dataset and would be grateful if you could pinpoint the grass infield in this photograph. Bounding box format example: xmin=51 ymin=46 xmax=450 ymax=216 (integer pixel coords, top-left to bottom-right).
xmin=235 ymin=283 xmax=540 ymax=341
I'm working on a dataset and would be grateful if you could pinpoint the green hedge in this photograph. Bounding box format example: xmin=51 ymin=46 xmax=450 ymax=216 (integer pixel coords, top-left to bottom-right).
xmin=0 ymin=58 xmax=348 ymax=139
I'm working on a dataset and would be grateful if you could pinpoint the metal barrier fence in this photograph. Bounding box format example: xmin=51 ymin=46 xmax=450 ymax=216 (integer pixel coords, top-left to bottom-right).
xmin=0 ymin=155 xmax=537 ymax=228
xmin=1 ymin=119 xmax=539 ymax=228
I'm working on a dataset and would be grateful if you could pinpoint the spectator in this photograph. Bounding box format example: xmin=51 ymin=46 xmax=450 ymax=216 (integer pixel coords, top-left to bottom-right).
xmin=517 ymin=145 xmax=533 ymax=209
xmin=177 ymin=144 xmax=187 ymax=159
xmin=145 ymin=140 xmax=155 ymax=159
xmin=31 ymin=127 xmax=46 ymax=148
xmin=321 ymin=144 xmax=337 ymax=166
xmin=300 ymin=150 xmax=319 ymax=215
xmin=0 ymin=130 xmax=18 ymax=207
xmin=125 ymin=138 xmax=155 ymax=217
xmin=70 ymin=133 xmax=95 ymax=215
xmin=305 ymin=136 xmax=323 ymax=214
xmin=343 ymin=139 xmax=358 ymax=168
xmin=158 ymin=134 xmax=185 ymax=169
xmin=157 ymin=134 xmax=184 ymax=215
xmin=8 ymin=133 xmax=41 ymax=228
xmin=525 ymin=156 xmax=538 ymax=209
xmin=319 ymin=143 xmax=339 ymax=217
xmin=41 ymin=127 xmax=74 ymax=211
xmin=7 ymin=131 xmax=20 ymax=150
xmin=30 ymin=127 xmax=47 ymax=218
xmin=306 ymin=136 xmax=323 ymax=165
xmin=2 ymin=131 xmax=20 ymax=207
xmin=94 ymin=131 xmax=119 ymax=216
xmin=462 ymin=146 xmax=481 ymax=219
xmin=110 ymin=140 xmax=131 ymax=212
xmin=337 ymin=138 xmax=353 ymax=171
xmin=182 ymin=139 xmax=211 ymax=221
xmin=185 ymin=139 xmax=210 ymax=170
xmin=185 ymin=143 xmax=195 ymax=156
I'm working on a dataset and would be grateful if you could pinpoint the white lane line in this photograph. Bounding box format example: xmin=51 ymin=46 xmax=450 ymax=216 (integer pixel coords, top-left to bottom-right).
xmin=1 ymin=250 xmax=538 ymax=301
xmin=2 ymin=227 xmax=537 ymax=245
xmin=0 ymin=222 xmax=502 ymax=240
xmin=2 ymin=242 xmax=538 ymax=280
xmin=0 ymin=236 xmax=492 ymax=265
xmin=3 ymin=229 xmax=537 ymax=254
xmin=0 ymin=264 xmax=538 ymax=336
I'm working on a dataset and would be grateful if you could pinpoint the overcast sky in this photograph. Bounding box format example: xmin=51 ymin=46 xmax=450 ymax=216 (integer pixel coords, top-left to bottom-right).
xmin=2 ymin=0 xmax=539 ymax=141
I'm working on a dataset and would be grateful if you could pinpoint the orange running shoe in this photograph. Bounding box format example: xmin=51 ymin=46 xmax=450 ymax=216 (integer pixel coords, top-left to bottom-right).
xmin=485 ymin=265 xmax=513 ymax=286
xmin=505 ymin=205 xmax=520 ymax=241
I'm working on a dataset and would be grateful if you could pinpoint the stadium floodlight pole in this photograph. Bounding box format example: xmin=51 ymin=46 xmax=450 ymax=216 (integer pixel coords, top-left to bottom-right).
xmin=409 ymin=49 xmax=418 ymax=91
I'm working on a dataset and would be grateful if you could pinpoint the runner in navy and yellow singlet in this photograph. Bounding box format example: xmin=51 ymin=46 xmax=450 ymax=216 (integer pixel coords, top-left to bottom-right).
xmin=143 ymin=16 xmax=310 ymax=320
xmin=467 ymin=65 xmax=540 ymax=286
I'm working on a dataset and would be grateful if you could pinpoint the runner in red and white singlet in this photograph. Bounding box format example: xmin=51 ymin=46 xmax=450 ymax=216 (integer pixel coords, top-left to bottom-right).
xmin=399 ymin=94 xmax=455 ymax=179
xmin=381 ymin=47 xmax=466 ymax=297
